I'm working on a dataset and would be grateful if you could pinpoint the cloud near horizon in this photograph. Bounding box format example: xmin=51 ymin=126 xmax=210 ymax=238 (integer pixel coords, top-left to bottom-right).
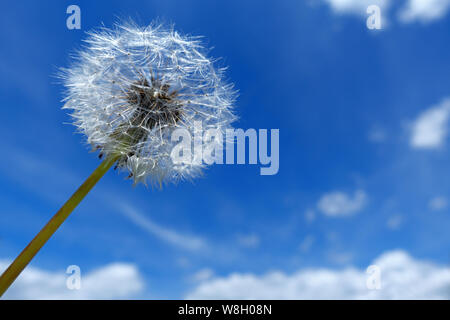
xmin=0 ymin=261 xmax=144 ymax=299
xmin=186 ymin=250 xmax=450 ymax=299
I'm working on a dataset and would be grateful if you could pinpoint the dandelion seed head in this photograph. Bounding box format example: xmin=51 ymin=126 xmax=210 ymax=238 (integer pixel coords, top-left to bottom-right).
xmin=61 ymin=21 xmax=237 ymax=186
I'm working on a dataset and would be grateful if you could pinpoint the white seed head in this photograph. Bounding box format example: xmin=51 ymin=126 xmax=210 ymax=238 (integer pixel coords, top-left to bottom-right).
xmin=61 ymin=21 xmax=237 ymax=186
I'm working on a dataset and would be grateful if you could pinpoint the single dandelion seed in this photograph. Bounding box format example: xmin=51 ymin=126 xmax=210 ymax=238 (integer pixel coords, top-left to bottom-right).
xmin=0 ymin=20 xmax=237 ymax=296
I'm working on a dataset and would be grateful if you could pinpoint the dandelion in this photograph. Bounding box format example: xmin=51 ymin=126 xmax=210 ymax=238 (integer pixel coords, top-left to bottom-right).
xmin=0 ymin=21 xmax=236 ymax=296
xmin=64 ymin=21 xmax=236 ymax=185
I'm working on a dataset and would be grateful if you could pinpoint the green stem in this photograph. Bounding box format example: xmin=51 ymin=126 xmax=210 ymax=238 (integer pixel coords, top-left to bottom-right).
xmin=0 ymin=155 xmax=119 ymax=297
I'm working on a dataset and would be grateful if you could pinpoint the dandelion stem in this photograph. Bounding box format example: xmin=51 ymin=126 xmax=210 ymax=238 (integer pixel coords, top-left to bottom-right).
xmin=0 ymin=154 xmax=119 ymax=297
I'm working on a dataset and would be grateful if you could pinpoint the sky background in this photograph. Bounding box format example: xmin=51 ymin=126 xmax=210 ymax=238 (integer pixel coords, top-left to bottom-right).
xmin=0 ymin=0 xmax=449 ymax=299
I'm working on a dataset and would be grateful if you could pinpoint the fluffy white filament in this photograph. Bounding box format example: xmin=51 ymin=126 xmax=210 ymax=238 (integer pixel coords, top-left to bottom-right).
xmin=61 ymin=21 xmax=237 ymax=185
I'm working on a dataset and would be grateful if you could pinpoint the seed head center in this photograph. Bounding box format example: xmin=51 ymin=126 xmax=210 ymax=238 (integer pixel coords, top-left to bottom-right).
xmin=127 ymin=77 xmax=182 ymax=130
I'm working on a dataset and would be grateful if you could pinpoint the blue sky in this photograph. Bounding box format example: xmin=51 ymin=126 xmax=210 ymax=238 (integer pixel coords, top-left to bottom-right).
xmin=0 ymin=0 xmax=449 ymax=299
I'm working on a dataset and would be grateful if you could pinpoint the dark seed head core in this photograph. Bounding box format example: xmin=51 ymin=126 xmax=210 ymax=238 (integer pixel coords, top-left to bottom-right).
xmin=106 ymin=76 xmax=184 ymax=176
xmin=97 ymin=76 xmax=184 ymax=176
xmin=126 ymin=77 xmax=183 ymax=131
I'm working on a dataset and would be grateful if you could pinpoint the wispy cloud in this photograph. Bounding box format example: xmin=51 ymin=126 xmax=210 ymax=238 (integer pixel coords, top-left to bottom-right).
xmin=299 ymin=235 xmax=315 ymax=253
xmin=410 ymin=98 xmax=450 ymax=149
xmin=317 ymin=190 xmax=367 ymax=217
xmin=0 ymin=145 xmax=209 ymax=253
xmin=118 ymin=203 xmax=208 ymax=252
xmin=429 ymin=196 xmax=448 ymax=211
xmin=0 ymin=146 xmax=81 ymax=203
xmin=236 ymin=233 xmax=260 ymax=248
xmin=386 ymin=214 xmax=403 ymax=230
xmin=186 ymin=250 xmax=450 ymax=299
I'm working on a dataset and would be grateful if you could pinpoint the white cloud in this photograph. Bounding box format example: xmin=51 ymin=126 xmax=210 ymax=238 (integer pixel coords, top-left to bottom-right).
xmin=317 ymin=190 xmax=367 ymax=217
xmin=186 ymin=250 xmax=450 ymax=299
xmin=399 ymin=0 xmax=450 ymax=23
xmin=429 ymin=196 xmax=448 ymax=211
xmin=410 ymin=99 xmax=450 ymax=149
xmin=119 ymin=204 xmax=208 ymax=252
xmin=0 ymin=261 xmax=144 ymax=299
xmin=323 ymin=0 xmax=390 ymax=15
